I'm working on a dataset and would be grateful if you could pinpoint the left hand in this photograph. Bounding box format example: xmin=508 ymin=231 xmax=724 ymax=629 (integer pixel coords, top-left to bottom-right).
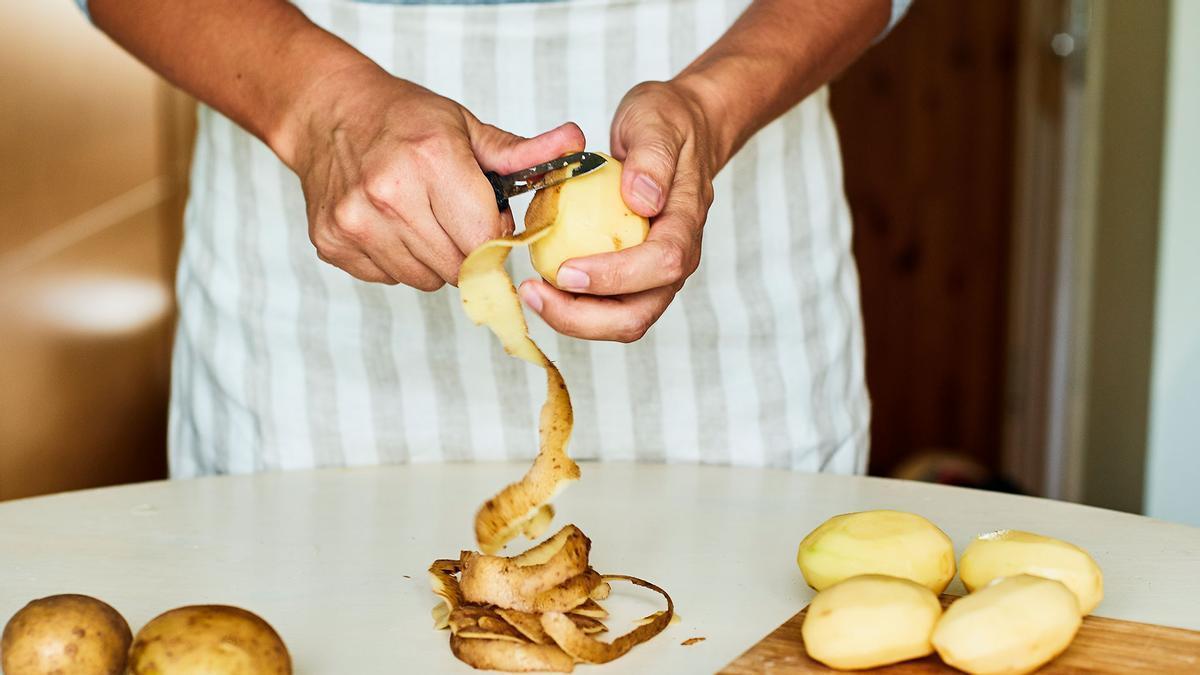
xmin=517 ymin=79 xmax=719 ymax=342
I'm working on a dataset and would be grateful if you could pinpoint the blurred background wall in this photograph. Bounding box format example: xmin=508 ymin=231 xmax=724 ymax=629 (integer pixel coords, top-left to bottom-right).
xmin=0 ymin=2 xmax=192 ymax=499
xmin=0 ymin=0 xmax=1195 ymax=524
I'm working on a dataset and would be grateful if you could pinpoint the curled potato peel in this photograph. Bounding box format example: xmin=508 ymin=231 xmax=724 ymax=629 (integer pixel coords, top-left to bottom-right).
xmin=448 ymin=606 xmax=528 ymax=643
xmin=428 ymin=528 xmax=673 ymax=670
xmin=540 ymin=575 xmax=674 ymax=665
xmin=450 ymin=635 xmax=575 ymax=673
xmin=459 ymin=225 xmax=579 ymax=554
xmin=496 ymin=610 xmax=608 ymax=646
xmin=461 ymin=525 xmax=592 ymax=606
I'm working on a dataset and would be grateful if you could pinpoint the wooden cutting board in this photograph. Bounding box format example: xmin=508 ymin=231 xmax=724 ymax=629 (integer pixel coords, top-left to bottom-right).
xmin=720 ymin=595 xmax=1200 ymax=673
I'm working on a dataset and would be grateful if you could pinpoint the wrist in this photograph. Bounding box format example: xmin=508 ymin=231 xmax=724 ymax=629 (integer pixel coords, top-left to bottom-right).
xmin=671 ymin=71 xmax=737 ymax=172
xmin=270 ymin=49 xmax=389 ymax=169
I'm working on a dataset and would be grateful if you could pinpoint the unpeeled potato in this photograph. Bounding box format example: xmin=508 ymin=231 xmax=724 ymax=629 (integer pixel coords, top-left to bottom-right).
xmin=797 ymin=510 xmax=956 ymax=593
xmin=127 ymin=605 xmax=291 ymax=674
xmin=932 ymin=574 xmax=1081 ymax=675
xmin=1 ymin=594 xmax=131 ymax=675
xmin=801 ymin=574 xmax=942 ymax=670
xmin=526 ymin=153 xmax=649 ymax=288
xmin=960 ymin=529 xmax=1104 ymax=614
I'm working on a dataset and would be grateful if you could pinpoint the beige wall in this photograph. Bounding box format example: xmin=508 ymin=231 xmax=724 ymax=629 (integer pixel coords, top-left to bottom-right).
xmin=0 ymin=3 xmax=193 ymax=498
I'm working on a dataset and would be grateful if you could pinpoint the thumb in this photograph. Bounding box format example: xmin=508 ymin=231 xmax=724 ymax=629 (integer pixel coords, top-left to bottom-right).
xmin=612 ymin=121 xmax=679 ymax=218
xmin=467 ymin=120 xmax=586 ymax=175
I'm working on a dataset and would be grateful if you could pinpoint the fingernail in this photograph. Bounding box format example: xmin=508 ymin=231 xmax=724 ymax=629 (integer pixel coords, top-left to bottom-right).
xmin=632 ymin=174 xmax=663 ymax=213
xmin=555 ymin=266 xmax=590 ymax=292
xmin=519 ymin=283 xmax=544 ymax=313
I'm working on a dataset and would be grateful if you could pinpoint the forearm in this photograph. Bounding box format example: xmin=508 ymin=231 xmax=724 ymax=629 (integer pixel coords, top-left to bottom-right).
xmin=88 ymin=0 xmax=381 ymax=166
xmin=675 ymin=0 xmax=889 ymax=170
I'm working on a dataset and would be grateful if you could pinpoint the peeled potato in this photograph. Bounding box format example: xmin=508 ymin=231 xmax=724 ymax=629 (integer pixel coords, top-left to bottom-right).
xmin=1 ymin=594 xmax=131 ymax=675
xmin=797 ymin=510 xmax=956 ymax=593
xmin=801 ymin=574 xmax=942 ymax=670
xmin=960 ymin=529 xmax=1104 ymax=614
xmin=932 ymin=574 xmax=1081 ymax=675
xmin=527 ymin=153 xmax=649 ymax=288
xmin=127 ymin=605 xmax=291 ymax=674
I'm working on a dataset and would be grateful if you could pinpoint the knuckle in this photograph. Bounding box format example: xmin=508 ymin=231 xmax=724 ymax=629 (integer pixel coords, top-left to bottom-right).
xmin=615 ymin=313 xmax=650 ymax=343
xmin=658 ymin=242 xmax=686 ymax=281
xmin=411 ymin=134 xmax=454 ymax=164
xmin=639 ymin=139 xmax=677 ymax=173
xmin=333 ymin=209 xmax=370 ymax=245
xmin=363 ymin=171 xmax=400 ymax=207
xmin=311 ymin=232 xmax=341 ymax=265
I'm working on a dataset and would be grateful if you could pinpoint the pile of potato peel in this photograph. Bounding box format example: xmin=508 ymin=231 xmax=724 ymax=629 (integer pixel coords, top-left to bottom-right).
xmin=429 ymin=525 xmax=673 ymax=672
xmin=438 ymin=153 xmax=671 ymax=671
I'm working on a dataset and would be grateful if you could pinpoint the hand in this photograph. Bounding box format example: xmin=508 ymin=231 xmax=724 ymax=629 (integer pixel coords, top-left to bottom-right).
xmin=287 ymin=62 xmax=584 ymax=289
xmin=517 ymin=79 xmax=718 ymax=342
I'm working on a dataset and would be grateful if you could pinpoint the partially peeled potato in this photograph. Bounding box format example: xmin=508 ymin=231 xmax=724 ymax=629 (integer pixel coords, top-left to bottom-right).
xmin=526 ymin=153 xmax=649 ymax=288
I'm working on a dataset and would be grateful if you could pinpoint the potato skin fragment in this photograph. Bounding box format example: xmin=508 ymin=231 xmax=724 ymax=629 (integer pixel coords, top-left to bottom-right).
xmin=429 ymin=559 xmax=465 ymax=630
xmin=450 ymin=635 xmax=574 ymax=673
xmin=496 ymin=609 xmax=552 ymax=645
xmin=540 ymin=575 xmax=674 ymax=665
xmin=461 ymin=526 xmax=592 ymax=606
xmin=449 ymin=606 xmax=530 ymax=643
xmin=513 ymin=569 xmax=603 ymax=614
xmin=522 ymin=505 xmax=556 ymax=541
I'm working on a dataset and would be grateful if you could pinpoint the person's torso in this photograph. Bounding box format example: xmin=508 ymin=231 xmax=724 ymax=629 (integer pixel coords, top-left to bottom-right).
xmin=168 ymin=0 xmax=870 ymax=476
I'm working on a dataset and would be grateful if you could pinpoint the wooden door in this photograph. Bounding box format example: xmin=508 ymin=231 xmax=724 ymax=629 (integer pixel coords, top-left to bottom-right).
xmin=830 ymin=1 xmax=1019 ymax=478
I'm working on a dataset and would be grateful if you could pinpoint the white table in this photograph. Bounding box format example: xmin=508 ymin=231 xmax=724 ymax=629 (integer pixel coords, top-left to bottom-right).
xmin=1 ymin=463 xmax=1197 ymax=674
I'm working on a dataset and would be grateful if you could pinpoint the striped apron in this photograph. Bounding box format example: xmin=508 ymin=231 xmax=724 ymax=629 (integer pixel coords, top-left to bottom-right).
xmin=168 ymin=0 xmax=870 ymax=477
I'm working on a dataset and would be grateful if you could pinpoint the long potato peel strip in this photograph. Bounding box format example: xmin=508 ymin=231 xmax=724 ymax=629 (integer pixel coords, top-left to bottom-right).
xmin=540 ymin=575 xmax=675 ymax=665
xmin=459 ymin=225 xmax=580 ymax=554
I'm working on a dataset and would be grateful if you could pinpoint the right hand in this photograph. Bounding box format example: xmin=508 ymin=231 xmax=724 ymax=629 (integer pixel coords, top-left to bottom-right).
xmin=284 ymin=62 xmax=584 ymax=289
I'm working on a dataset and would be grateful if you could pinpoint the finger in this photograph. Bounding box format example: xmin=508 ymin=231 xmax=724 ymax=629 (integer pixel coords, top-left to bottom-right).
xmin=517 ymin=278 xmax=675 ymax=343
xmin=500 ymin=208 xmax=516 ymax=237
xmin=322 ymin=192 xmax=444 ymax=289
xmin=363 ymin=230 xmax=445 ymax=292
xmin=341 ymin=258 xmax=399 ymax=285
xmin=430 ymin=142 xmax=510 ymax=257
xmin=611 ymin=117 xmax=681 ymax=217
xmin=394 ymin=192 xmax=466 ymax=285
xmin=467 ymin=119 xmax=586 ymax=175
xmin=315 ymin=246 xmax=397 ymax=285
xmin=553 ymin=197 xmax=702 ymax=296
